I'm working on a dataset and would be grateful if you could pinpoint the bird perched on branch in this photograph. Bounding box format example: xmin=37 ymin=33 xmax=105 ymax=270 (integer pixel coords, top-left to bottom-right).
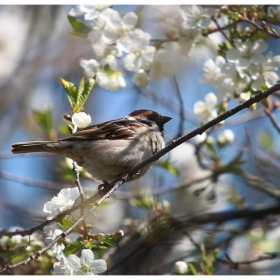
xmin=12 ymin=109 xmax=171 ymax=184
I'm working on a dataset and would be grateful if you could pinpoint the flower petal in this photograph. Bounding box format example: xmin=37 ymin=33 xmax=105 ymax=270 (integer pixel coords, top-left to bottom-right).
xmin=122 ymin=12 xmax=138 ymax=27
xmin=90 ymin=259 xmax=107 ymax=274
xmin=80 ymin=249 xmax=94 ymax=265
xmin=67 ymin=255 xmax=81 ymax=271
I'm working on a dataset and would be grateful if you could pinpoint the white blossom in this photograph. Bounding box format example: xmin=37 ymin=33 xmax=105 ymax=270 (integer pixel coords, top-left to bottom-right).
xmin=67 ymin=249 xmax=107 ymax=275
xmin=132 ymin=69 xmax=150 ymax=87
xmin=123 ymin=29 xmax=156 ymax=72
xmin=87 ymin=8 xmax=115 ymax=43
xmin=53 ymin=254 xmax=73 ymax=275
xmin=217 ymin=129 xmax=235 ymax=145
xmin=150 ymin=49 xmax=175 ymax=82
xmin=239 ymin=92 xmax=251 ymax=102
xmin=84 ymin=5 xmax=110 ymax=21
xmin=0 ymin=226 xmax=29 ymax=247
xmin=216 ymin=64 xmax=250 ymax=101
xmin=223 ymin=129 xmax=235 ymax=143
xmin=249 ymin=52 xmax=280 ymax=91
xmin=193 ymin=132 xmax=207 ymax=144
xmin=100 ymin=54 xmax=118 ymax=70
xmin=103 ymin=10 xmax=138 ymax=45
xmin=72 ymin=112 xmax=91 ymax=129
xmin=200 ymin=56 xmax=226 ymax=87
xmin=193 ymin=92 xmax=218 ymax=124
xmin=43 ymin=187 xmax=80 ymax=220
xmin=96 ymin=71 xmax=126 ymax=90
xmin=180 ymin=5 xmax=216 ymax=30
xmin=80 ymin=59 xmax=100 ymax=77
xmin=92 ymin=39 xmax=122 ymax=59
xmin=68 ymin=5 xmax=97 ymax=19
xmin=226 ymin=39 xmax=268 ymax=69
xmin=174 ymin=261 xmax=188 ymax=274
xmin=177 ymin=29 xmax=201 ymax=57
xmin=44 ymin=226 xmax=65 ymax=258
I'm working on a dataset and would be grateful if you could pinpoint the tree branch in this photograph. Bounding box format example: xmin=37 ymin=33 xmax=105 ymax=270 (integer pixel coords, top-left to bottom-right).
xmin=172 ymin=76 xmax=185 ymax=138
xmin=2 ymin=82 xmax=280 ymax=239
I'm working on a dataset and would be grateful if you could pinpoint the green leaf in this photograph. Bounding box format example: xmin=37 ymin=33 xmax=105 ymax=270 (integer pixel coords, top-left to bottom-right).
xmin=157 ymin=159 xmax=180 ymax=176
xmin=130 ymin=196 xmax=155 ymax=209
xmin=67 ymin=15 xmax=92 ymax=39
xmin=215 ymin=151 xmax=245 ymax=178
xmin=59 ymin=77 xmax=78 ymax=111
xmin=89 ymin=244 xmax=108 ymax=249
xmin=32 ymin=107 xmax=55 ymax=139
xmin=56 ymin=217 xmax=75 ymax=230
xmin=101 ymin=237 xmax=116 ymax=246
xmin=187 ymin=262 xmax=203 ymax=275
xmin=63 ymin=241 xmax=84 ymax=255
xmin=59 ymin=76 xmax=95 ymax=113
xmin=78 ymin=77 xmax=95 ymax=108
xmin=68 ymin=15 xmax=85 ymax=30
xmin=77 ymin=75 xmax=85 ymax=104
xmin=201 ymin=244 xmax=219 ymax=275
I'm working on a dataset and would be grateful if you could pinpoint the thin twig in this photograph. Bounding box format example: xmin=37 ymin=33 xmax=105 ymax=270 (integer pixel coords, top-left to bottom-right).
xmin=72 ymin=160 xmax=88 ymax=236
xmin=182 ymin=202 xmax=280 ymax=225
xmin=216 ymin=253 xmax=280 ymax=270
xmin=0 ymin=169 xmax=72 ymax=190
xmin=0 ymin=174 xmax=128 ymax=274
xmin=211 ymin=16 xmax=236 ymax=48
xmin=264 ymin=107 xmax=280 ymax=134
xmin=173 ymin=76 xmax=185 ymax=138
xmin=2 ymin=83 xmax=280 ymax=239
xmin=243 ymin=172 xmax=280 ymax=200
xmin=241 ymin=17 xmax=280 ymax=38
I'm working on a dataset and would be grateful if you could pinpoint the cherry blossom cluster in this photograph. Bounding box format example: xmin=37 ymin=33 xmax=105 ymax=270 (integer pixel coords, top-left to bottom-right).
xmin=201 ymin=39 xmax=280 ymax=102
xmin=68 ymin=5 xmax=218 ymax=90
xmin=45 ymin=226 xmax=107 ymax=276
xmin=52 ymin=249 xmax=107 ymax=275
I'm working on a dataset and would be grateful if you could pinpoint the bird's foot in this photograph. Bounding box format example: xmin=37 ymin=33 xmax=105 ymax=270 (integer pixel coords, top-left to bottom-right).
xmin=98 ymin=180 xmax=110 ymax=191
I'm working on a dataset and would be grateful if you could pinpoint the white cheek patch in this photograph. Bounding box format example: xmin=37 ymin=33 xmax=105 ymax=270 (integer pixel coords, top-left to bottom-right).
xmin=125 ymin=115 xmax=136 ymax=120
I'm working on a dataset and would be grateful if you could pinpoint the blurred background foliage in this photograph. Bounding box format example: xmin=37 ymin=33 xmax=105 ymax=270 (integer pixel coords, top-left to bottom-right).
xmin=1 ymin=5 xmax=280 ymax=275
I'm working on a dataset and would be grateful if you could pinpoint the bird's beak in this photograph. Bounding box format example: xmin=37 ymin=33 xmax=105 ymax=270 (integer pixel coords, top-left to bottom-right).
xmin=159 ymin=116 xmax=172 ymax=124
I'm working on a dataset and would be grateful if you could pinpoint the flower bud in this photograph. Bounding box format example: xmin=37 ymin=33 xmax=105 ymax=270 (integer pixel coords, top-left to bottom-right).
xmin=174 ymin=261 xmax=188 ymax=274
xmin=72 ymin=112 xmax=91 ymax=129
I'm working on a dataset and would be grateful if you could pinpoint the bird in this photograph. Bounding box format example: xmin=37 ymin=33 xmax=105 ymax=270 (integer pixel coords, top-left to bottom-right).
xmin=11 ymin=109 xmax=171 ymax=184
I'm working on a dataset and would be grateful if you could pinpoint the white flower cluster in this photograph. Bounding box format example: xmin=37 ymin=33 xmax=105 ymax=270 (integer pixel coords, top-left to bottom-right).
xmin=44 ymin=226 xmax=107 ymax=275
xmin=193 ymin=129 xmax=235 ymax=147
xmin=0 ymin=226 xmax=43 ymax=250
xmin=69 ymin=5 xmax=217 ymax=90
xmin=43 ymin=187 xmax=80 ymax=220
xmin=51 ymin=245 xmax=107 ymax=275
xmin=172 ymin=5 xmax=217 ymax=57
xmin=201 ymin=39 xmax=280 ymax=101
xmin=193 ymin=92 xmax=218 ymax=125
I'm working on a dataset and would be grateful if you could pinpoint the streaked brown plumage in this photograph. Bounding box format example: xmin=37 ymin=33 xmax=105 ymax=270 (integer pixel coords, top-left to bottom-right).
xmin=12 ymin=109 xmax=171 ymax=182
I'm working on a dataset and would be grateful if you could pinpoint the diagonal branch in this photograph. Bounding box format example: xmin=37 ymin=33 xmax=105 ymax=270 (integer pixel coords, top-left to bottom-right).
xmin=2 ymin=82 xmax=280 ymax=240
xmin=0 ymin=174 xmax=127 ymax=274
xmin=128 ymin=83 xmax=280 ymax=177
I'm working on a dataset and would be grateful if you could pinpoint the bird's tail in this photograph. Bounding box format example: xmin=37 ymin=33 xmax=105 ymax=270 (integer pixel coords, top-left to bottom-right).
xmin=11 ymin=141 xmax=57 ymax=154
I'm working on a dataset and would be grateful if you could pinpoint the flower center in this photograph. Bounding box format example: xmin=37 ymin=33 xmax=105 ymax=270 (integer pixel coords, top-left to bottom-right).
xmin=81 ymin=264 xmax=90 ymax=274
xmin=117 ymin=26 xmax=127 ymax=38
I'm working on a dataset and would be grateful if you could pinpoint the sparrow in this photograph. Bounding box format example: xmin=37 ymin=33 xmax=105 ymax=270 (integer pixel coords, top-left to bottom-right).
xmin=11 ymin=109 xmax=171 ymax=183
